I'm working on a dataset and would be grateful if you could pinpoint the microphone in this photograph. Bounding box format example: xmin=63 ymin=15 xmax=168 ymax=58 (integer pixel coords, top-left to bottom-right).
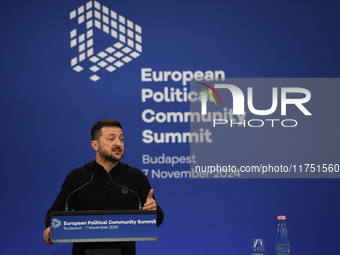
xmin=107 ymin=173 xmax=142 ymax=210
xmin=65 ymin=172 xmax=95 ymax=211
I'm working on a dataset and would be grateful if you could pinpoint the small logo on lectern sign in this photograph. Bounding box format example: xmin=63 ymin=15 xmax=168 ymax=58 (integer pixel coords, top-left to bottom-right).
xmin=69 ymin=0 xmax=142 ymax=81
xmin=51 ymin=218 xmax=62 ymax=229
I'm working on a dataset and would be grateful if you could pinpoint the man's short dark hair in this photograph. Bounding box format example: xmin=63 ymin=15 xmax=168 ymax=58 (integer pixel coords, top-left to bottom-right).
xmin=91 ymin=119 xmax=123 ymax=141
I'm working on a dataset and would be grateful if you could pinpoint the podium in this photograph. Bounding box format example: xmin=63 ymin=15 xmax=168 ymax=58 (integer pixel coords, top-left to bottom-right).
xmin=50 ymin=210 xmax=157 ymax=255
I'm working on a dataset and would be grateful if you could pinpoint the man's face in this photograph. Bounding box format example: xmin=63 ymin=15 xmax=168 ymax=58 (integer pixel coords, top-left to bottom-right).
xmin=94 ymin=126 xmax=124 ymax=163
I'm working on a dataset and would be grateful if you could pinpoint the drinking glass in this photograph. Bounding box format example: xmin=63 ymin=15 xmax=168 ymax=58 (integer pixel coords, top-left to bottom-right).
xmin=250 ymin=238 xmax=266 ymax=255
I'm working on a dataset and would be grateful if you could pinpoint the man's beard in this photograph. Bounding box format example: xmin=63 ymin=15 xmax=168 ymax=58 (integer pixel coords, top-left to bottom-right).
xmin=98 ymin=147 xmax=124 ymax=163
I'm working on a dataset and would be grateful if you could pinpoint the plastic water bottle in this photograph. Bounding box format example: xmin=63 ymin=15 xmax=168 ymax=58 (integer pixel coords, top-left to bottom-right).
xmin=275 ymin=215 xmax=290 ymax=255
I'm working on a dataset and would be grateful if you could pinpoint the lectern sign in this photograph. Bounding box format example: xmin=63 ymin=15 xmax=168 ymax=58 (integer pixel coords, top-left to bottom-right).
xmin=51 ymin=210 xmax=157 ymax=243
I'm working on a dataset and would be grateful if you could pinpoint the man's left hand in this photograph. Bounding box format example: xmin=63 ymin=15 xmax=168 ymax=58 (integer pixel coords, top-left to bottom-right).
xmin=142 ymin=189 xmax=157 ymax=210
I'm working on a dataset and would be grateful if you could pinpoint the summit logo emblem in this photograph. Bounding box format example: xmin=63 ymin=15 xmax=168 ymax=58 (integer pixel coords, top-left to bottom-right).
xmin=51 ymin=218 xmax=62 ymax=229
xmin=69 ymin=1 xmax=142 ymax=81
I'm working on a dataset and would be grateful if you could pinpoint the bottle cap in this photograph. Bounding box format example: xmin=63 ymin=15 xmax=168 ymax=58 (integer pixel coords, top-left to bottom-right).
xmin=277 ymin=215 xmax=286 ymax=220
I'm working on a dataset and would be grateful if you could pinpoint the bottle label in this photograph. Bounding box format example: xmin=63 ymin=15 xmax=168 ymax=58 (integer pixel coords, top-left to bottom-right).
xmin=275 ymin=243 xmax=290 ymax=255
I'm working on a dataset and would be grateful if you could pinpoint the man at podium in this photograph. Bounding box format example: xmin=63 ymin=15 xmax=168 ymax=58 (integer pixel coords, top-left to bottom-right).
xmin=43 ymin=119 xmax=164 ymax=255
